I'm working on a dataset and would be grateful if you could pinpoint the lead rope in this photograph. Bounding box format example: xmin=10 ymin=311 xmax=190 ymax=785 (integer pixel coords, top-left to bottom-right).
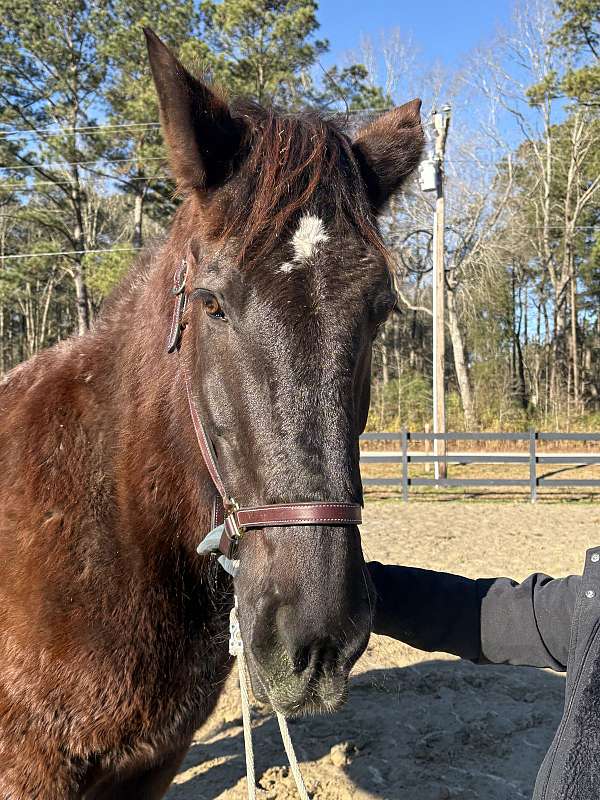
xmin=229 ymin=599 xmax=256 ymax=800
xmin=275 ymin=712 xmax=311 ymax=800
xmin=229 ymin=599 xmax=311 ymax=800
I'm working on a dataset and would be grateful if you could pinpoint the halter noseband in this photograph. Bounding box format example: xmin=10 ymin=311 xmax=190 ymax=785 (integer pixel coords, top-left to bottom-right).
xmin=167 ymin=258 xmax=362 ymax=561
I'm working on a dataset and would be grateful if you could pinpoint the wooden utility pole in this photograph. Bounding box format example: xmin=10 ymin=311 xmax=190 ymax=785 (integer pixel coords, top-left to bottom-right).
xmin=432 ymin=107 xmax=451 ymax=480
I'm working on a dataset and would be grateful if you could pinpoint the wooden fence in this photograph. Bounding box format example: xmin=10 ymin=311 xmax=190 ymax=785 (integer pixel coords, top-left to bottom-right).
xmin=359 ymin=431 xmax=600 ymax=502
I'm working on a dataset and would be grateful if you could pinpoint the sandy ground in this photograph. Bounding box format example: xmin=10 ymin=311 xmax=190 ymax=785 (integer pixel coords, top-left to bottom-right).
xmin=166 ymin=499 xmax=600 ymax=800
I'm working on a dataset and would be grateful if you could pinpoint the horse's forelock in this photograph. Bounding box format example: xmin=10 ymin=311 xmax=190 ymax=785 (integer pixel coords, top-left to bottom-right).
xmin=200 ymin=102 xmax=388 ymax=269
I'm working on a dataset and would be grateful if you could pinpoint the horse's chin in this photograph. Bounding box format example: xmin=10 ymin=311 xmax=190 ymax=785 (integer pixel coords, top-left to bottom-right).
xmin=250 ymin=670 xmax=349 ymax=718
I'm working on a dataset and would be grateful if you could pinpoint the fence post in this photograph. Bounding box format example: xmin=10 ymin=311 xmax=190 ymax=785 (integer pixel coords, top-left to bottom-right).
xmin=424 ymin=422 xmax=431 ymax=473
xmin=401 ymin=428 xmax=409 ymax=503
xmin=529 ymin=429 xmax=538 ymax=503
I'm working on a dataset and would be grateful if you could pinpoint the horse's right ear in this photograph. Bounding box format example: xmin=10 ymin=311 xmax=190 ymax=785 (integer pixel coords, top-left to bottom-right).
xmin=144 ymin=28 xmax=243 ymax=193
xmin=352 ymin=100 xmax=425 ymax=212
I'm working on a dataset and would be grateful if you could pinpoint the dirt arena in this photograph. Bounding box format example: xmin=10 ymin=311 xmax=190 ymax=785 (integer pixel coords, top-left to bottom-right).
xmin=166 ymin=499 xmax=600 ymax=800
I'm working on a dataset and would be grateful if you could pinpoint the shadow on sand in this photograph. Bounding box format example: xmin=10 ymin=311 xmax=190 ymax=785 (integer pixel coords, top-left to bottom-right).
xmin=167 ymin=658 xmax=565 ymax=799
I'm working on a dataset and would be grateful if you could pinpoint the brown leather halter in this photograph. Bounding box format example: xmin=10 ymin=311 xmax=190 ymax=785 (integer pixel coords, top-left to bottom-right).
xmin=167 ymin=258 xmax=363 ymax=560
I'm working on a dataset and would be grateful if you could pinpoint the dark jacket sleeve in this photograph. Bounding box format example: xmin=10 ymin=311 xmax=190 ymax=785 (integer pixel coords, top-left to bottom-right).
xmin=367 ymin=561 xmax=580 ymax=671
xmin=478 ymin=572 xmax=580 ymax=669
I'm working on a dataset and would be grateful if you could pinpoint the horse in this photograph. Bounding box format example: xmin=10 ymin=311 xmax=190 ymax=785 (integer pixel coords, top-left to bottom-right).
xmin=0 ymin=28 xmax=424 ymax=799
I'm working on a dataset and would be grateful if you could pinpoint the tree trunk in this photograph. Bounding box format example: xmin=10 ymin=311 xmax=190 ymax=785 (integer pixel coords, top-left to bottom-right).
xmin=69 ymin=128 xmax=90 ymax=334
xmin=514 ymin=279 xmax=528 ymax=410
xmin=446 ymin=287 xmax=475 ymax=428
xmin=569 ymin=268 xmax=580 ymax=410
xmin=133 ymin=185 xmax=145 ymax=249
xmin=39 ymin=272 xmax=56 ymax=351
xmin=73 ymin=260 xmax=90 ymax=335
xmin=515 ymin=333 xmax=528 ymax=410
xmin=0 ymin=305 xmax=4 ymax=376
xmin=550 ymin=298 xmax=568 ymax=411
xmin=381 ymin=327 xmax=389 ymax=385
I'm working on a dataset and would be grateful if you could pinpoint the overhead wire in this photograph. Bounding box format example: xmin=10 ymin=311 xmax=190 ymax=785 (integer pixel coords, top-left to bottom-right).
xmin=0 ymin=118 xmax=596 ymax=263
xmin=0 ymin=156 xmax=166 ymax=173
xmin=0 ymin=121 xmax=161 ymax=140
xmin=0 ymin=174 xmax=170 ymax=190
xmin=0 ymin=247 xmax=140 ymax=261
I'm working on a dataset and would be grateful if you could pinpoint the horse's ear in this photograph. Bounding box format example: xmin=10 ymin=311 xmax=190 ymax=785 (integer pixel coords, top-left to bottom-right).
xmin=144 ymin=28 xmax=243 ymax=193
xmin=352 ymin=99 xmax=425 ymax=212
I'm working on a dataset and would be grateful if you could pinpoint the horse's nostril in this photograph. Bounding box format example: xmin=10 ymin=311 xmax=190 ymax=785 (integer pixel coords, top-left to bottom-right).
xmin=292 ymin=646 xmax=311 ymax=674
xmin=290 ymin=639 xmax=337 ymax=677
xmin=275 ymin=605 xmax=361 ymax=680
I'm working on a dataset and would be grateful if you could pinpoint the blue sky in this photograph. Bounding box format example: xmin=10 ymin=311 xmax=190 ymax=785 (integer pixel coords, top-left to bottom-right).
xmin=317 ymin=0 xmax=514 ymax=69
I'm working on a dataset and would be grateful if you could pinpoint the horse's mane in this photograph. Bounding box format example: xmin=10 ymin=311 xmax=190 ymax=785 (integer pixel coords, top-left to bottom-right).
xmin=203 ymin=100 xmax=387 ymax=268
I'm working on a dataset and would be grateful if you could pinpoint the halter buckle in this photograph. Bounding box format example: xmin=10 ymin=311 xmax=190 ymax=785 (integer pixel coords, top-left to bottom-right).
xmin=171 ymin=259 xmax=188 ymax=296
xmin=221 ymin=499 xmax=245 ymax=559
xmin=167 ymin=259 xmax=189 ymax=353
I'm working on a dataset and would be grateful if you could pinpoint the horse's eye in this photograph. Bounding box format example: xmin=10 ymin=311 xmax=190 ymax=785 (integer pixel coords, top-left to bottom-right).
xmin=202 ymin=294 xmax=225 ymax=320
xmin=189 ymin=287 xmax=227 ymax=320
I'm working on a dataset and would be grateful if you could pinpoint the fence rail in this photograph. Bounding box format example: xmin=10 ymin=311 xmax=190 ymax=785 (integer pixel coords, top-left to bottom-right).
xmin=359 ymin=430 xmax=600 ymax=502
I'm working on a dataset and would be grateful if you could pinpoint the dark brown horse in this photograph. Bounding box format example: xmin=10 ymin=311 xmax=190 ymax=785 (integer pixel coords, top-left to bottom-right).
xmin=0 ymin=29 xmax=424 ymax=799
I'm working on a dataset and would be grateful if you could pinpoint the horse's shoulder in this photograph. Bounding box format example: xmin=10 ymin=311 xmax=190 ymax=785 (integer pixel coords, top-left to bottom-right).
xmin=1 ymin=336 xmax=108 ymax=419
xmin=0 ymin=337 xmax=113 ymax=523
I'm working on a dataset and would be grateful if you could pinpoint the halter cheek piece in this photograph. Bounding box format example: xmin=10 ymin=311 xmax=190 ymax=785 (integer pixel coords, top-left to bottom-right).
xmin=167 ymin=258 xmax=363 ymax=563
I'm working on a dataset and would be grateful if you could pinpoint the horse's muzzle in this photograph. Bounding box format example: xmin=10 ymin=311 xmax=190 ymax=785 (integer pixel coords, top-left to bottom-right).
xmin=244 ymin=595 xmax=371 ymax=716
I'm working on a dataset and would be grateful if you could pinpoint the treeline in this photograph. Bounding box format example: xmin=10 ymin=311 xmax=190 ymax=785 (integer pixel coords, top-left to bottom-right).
xmin=0 ymin=0 xmax=599 ymax=431
xmin=371 ymin=0 xmax=600 ymax=431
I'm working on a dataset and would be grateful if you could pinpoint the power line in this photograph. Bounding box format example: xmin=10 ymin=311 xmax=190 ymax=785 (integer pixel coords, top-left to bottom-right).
xmin=0 ymin=210 xmax=64 ymax=217
xmin=389 ymin=228 xmax=600 ymax=234
xmin=0 ymin=121 xmax=591 ymax=169
xmin=0 ymin=121 xmax=161 ymax=140
xmin=0 ymin=110 xmax=396 ymax=139
xmin=4 ymin=224 xmax=597 ymax=262
xmin=0 ymin=174 xmax=170 ymax=190
xmin=0 ymin=155 xmax=507 ymax=173
xmin=0 ymin=156 xmax=166 ymax=173
xmin=0 ymin=247 xmax=140 ymax=261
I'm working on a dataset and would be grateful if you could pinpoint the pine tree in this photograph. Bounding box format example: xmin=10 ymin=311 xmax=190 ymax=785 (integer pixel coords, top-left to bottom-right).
xmin=200 ymin=0 xmax=328 ymax=106
xmin=0 ymin=0 xmax=115 ymax=333
xmin=101 ymin=1 xmax=203 ymax=250
xmin=199 ymin=0 xmax=387 ymax=109
xmin=554 ymin=0 xmax=600 ymax=104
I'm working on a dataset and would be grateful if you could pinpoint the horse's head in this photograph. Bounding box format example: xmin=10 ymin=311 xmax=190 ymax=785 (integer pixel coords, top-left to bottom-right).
xmin=146 ymin=30 xmax=424 ymax=716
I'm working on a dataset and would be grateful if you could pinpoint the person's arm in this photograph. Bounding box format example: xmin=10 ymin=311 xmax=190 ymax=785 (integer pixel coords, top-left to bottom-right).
xmin=367 ymin=561 xmax=580 ymax=671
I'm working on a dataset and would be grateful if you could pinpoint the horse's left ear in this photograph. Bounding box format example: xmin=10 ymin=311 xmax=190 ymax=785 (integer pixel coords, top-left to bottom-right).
xmin=144 ymin=27 xmax=243 ymax=193
xmin=352 ymin=99 xmax=425 ymax=212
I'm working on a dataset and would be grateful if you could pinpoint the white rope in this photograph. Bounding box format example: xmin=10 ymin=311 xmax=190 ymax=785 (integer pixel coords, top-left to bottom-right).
xmin=229 ymin=599 xmax=311 ymax=800
xmin=236 ymin=655 xmax=257 ymax=800
xmin=276 ymin=712 xmax=311 ymax=800
xmin=229 ymin=602 xmax=257 ymax=799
